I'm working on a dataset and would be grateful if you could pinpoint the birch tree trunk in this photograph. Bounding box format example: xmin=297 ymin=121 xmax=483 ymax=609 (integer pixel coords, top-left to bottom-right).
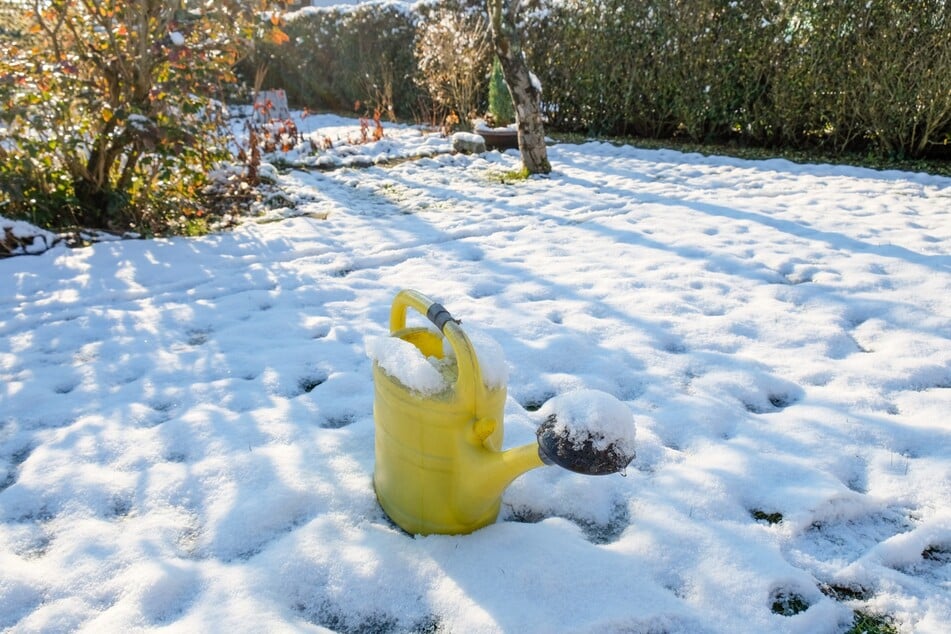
xmin=486 ymin=0 xmax=551 ymax=174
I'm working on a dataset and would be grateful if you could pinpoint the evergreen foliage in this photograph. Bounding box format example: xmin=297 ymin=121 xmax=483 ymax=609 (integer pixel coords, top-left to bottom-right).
xmin=487 ymin=57 xmax=515 ymax=127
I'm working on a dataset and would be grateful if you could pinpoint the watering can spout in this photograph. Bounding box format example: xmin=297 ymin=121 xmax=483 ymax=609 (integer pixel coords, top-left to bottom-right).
xmin=462 ymin=442 xmax=546 ymax=520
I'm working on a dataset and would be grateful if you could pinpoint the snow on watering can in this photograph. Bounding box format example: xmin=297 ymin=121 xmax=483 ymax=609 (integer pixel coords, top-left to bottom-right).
xmin=371 ymin=290 xmax=636 ymax=535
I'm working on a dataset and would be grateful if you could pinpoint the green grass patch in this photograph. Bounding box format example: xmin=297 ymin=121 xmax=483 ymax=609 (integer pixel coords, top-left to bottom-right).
xmin=817 ymin=585 xmax=898 ymax=633
xmin=751 ymin=510 xmax=783 ymax=525
xmin=846 ymin=611 xmax=898 ymax=634
xmin=770 ymin=591 xmax=809 ymax=616
xmin=486 ymin=166 xmax=531 ymax=185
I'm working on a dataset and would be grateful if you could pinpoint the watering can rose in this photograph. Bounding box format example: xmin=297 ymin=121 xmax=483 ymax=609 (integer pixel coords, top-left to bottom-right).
xmin=536 ymin=390 xmax=637 ymax=476
xmin=538 ymin=390 xmax=637 ymax=457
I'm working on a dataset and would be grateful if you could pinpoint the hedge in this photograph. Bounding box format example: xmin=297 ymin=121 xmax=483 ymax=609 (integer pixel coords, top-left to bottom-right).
xmin=246 ymin=3 xmax=423 ymax=119
xmin=246 ymin=0 xmax=951 ymax=158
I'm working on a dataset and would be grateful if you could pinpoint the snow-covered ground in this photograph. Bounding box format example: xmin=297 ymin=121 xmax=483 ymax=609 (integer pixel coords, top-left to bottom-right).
xmin=239 ymin=111 xmax=455 ymax=173
xmin=2 ymin=114 xmax=950 ymax=633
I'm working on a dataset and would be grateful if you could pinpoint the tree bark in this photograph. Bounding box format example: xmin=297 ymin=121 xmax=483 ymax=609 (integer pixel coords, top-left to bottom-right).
xmin=486 ymin=0 xmax=550 ymax=174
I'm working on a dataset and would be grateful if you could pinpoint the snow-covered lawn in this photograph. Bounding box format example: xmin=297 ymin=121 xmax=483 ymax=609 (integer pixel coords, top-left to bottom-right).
xmin=2 ymin=115 xmax=950 ymax=633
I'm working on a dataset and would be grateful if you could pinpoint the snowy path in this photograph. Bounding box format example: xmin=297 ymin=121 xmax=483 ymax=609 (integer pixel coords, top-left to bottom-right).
xmin=2 ymin=129 xmax=950 ymax=633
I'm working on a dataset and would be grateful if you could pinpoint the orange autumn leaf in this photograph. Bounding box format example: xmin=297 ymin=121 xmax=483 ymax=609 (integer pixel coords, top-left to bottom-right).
xmin=265 ymin=26 xmax=289 ymax=46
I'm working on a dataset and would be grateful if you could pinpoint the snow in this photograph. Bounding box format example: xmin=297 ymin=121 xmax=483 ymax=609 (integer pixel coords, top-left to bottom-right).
xmin=235 ymin=110 xmax=454 ymax=170
xmin=529 ymin=70 xmax=542 ymax=95
xmin=539 ymin=389 xmax=636 ymax=456
xmin=126 ymin=114 xmax=152 ymax=129
xmin=450 ymin=130 xmax=486 ymax=144
xmin=456 ymin=326 xmax=509 ymax=390
xmin=474 ymin=119 xmax=517 ymax=132
xmin=1 ymin=217 xmax=58 ymax=256
xmin=2 ymin=112 xmax=951 ymax=632
xmin=366 ymin=335 xmax=447 ymax=395
xmin=289 ymin=0 xmax=417 ymax=21
xmin=366 ymin=326 xmax=508 ymax=395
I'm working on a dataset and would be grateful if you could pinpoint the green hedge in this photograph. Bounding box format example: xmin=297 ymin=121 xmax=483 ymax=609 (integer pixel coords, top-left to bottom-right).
xmin=246 ymin=3 xmax=423 ymax=119
xmin=247 ymin=0 xmax=951 ymax=158
xmin=526 ymin=0 xmax=951 ymax=157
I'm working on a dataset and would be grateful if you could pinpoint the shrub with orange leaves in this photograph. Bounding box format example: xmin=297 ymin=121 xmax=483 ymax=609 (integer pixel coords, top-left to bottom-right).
xmin=0 ymin=0 xmax=288 ymax=235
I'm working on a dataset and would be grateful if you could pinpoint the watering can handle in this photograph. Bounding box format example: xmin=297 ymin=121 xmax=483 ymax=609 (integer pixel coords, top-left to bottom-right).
xmin=389 ymin=289 xmax=457 ymax=333
xmin=389 ymin=290 xmax=482 ymax=410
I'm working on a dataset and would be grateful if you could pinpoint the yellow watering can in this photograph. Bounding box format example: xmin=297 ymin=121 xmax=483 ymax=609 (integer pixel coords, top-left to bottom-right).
xmin=372 ymin=290 xmax=635 ymax=535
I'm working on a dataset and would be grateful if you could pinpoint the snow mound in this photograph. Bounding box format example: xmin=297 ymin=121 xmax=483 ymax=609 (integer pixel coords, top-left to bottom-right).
xmin=1 ymin=215 xmax=58 ymax=256
xmin=450 ymin=131 xmax=485 ymax=145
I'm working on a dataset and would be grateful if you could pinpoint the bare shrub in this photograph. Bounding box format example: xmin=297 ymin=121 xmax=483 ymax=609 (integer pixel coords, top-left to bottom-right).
xmin=414 ymin=6 xmax=492 ymax=128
